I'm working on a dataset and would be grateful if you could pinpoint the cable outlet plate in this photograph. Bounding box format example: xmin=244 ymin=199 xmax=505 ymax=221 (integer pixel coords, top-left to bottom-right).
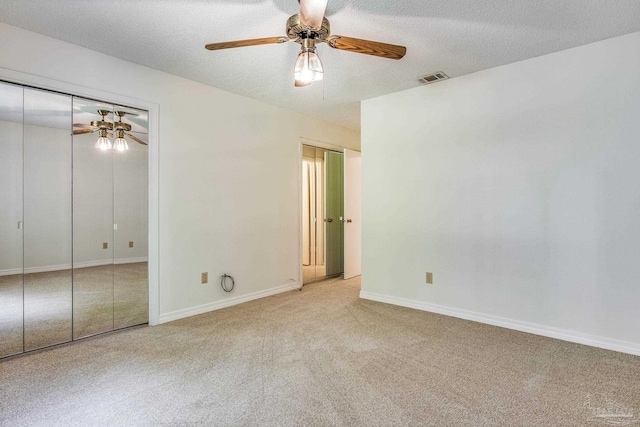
xmin=426 ymin=272 xmax=433 ymax=284
xmin=201 ymin=272 xmax=208 ymax=284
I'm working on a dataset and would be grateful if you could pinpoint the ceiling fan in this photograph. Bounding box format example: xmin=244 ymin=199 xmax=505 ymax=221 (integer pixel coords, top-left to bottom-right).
xmin=73 ymin=110 xmax=148 ymax=151
xmin=204 ymin=0 xmax=407 ymax=87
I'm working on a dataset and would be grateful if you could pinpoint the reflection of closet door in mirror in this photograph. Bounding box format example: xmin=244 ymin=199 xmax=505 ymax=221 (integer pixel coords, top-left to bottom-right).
xmin=314 ymin=147 xmax=327 ymax=280
xmin=113 ymin=106 xmax=149 ymax=329
xmin=302 ymin=145 xmax=317 ymax=284
xmin=23 ymin=89 xmax=73 ymax=350
xmin=325 ymin=150 xmax=344 ymax=277
xmin=0 ymin=82 xmax=24 ymax=358
xmin=72 ymin=98 xmax=114 ymax=339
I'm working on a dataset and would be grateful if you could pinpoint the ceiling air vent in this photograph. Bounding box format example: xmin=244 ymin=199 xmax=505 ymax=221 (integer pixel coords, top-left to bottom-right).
xmin=418 ymin=72 xmax=449 ymax=84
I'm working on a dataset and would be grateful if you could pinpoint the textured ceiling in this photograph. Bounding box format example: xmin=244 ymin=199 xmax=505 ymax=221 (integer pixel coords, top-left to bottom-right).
xmin=0 ymin=81 xmax=148 ymax=134
xmin=1 ymin=1 xmax=639 ymax=131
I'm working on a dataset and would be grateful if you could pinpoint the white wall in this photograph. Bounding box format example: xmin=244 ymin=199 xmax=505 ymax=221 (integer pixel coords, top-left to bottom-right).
xmin=0 ymin=119 xmax=23 ymax=271
xmin=112 ymin=130 xmax=149 ymax=263
xmin=23 ymin=124 xmax=72 ymax=270
xmin=73 ymin=127 xmax=148 ymax=266
xmin=0 ymin=119 xmax=147 ymax=273
xmin=0 ymin=23 xmax=360 ymax=319
xmin=361 ymin=32 xmax=640 ymax=354
xmin=0 ymin=120 xmax=72 ymax=273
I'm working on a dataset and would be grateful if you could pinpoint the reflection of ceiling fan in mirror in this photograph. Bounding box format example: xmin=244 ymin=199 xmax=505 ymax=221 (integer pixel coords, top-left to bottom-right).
xmin=73 ymin=110 xmax=148 ymax=151
xmin=204 ymin=0 xmax=407 ymax=87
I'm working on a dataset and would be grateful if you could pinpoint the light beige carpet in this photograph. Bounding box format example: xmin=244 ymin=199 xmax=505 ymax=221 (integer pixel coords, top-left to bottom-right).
xmin=1 ymin=276 xmax=639 ymax=426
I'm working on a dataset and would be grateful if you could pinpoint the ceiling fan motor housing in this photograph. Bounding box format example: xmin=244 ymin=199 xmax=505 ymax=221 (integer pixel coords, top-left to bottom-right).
xmin=115 ymin=121 xmax=132 ymax=132
xmin=90 ymin=120 xmax=113 ymax=130
xmin=287 ymin=14 xmax=331 ymax=42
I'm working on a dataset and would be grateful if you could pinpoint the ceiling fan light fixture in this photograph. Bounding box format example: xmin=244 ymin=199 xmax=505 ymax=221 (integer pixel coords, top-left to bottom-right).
xmin=113 ymin=130 xmax=129 ymax=152
xmin=294 ymin=46 xmax=323 ymax=85
xmin=95 ymin=136 xmax=112 ymax=151
xmin=113 ymin=137 xmax=129 ymax=152
xmin=95 ymin=129 xmax=112 ymax=151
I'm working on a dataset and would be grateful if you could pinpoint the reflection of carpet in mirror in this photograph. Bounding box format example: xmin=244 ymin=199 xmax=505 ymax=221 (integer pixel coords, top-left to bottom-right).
xmin=0 ymin=274 xmax=24 ymax=356
xmin=73 ymin=262 xmax=148 ymax=339
xmin=24 ymin=270 xmax=74 ymax=351
xmin=0 ymin=262 xmax=148 ymax=354
xmin=303 ymin=264 xmax=326 ymax=283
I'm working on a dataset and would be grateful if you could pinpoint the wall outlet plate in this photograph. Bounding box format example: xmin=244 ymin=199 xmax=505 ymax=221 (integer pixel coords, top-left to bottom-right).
xmin=103 ymin=242 xmax=108 ymax=249
xmin=129 ymin=241 xmax=134 ymax=248
xmin=426 ymin=272 xmax=433 ymax=284
xmin=201 ymin=272 xmax=208 ymax=284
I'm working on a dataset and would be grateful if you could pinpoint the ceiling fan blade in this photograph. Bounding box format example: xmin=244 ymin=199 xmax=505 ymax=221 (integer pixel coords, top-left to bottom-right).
xmin=327 ymin=36 xmax=407 ymax=60
xmin=205 ymin=37 xmax=288 ymax=51
xmin=299 ymin=0 xmax=327 ymax=29
xmin=73 ymin=123 xmax=96 ymax=129
xmin=125 ymin=133 xmax=148 ymax=146
xmin=72 ymin=128 xmax=95 ymax=135
xmin=295 ymin=79 xmax=311 ymax=87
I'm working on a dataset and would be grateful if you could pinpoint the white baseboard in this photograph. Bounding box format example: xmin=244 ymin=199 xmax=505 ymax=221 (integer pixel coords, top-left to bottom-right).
xmin=159 ymin=282 xmax=301 ymax=324
xmin=113 ymin=257 xmax=148 ymax=265
xmin=0 ymin=257 xmax=148 ymax=276
xmin=359 ymin=291 xmax=640 ymax=357
xmin=74 ymin=257 xmax=148 ymax=269
xmin=1 ymin=266 xmax=42 ymax=276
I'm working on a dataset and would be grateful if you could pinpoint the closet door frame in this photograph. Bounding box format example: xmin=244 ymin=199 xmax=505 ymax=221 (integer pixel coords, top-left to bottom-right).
xmin=0 ymin=69 xmax=160 ymax=326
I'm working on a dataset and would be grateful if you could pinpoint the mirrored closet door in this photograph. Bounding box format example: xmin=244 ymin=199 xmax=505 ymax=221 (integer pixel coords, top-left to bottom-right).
xmin=73 ymin=97 xmax=148 ymax=339
xmin=0 ymin=83 xmax=149 ymax=358
xmin=302 ymin=145 xmax=344 ymax=284
xmin=0 ymin=81 xmax=25 ymax=358
xmin=72 ymin=97 xmax=149 ymax=339
xmin=23 ymin=88 xmax=73 ymax=351
xmin=73 ymin=98 xmax=117 ymax=338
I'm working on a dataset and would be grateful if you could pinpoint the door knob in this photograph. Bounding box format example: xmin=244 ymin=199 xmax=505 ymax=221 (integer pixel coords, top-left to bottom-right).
xmin=346 ymin=219 xmax=353 ymax=223
xmin=326 ymin=218 xmax=333 ymax=222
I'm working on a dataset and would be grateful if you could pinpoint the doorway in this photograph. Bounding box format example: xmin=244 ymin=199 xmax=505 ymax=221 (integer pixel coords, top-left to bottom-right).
xmin=302 ymin=145 xmax=344 ymax=284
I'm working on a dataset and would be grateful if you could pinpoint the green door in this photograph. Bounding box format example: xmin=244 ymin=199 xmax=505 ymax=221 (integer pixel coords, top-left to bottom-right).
xmin=325 ymin=151 xmax=344 ymax=276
